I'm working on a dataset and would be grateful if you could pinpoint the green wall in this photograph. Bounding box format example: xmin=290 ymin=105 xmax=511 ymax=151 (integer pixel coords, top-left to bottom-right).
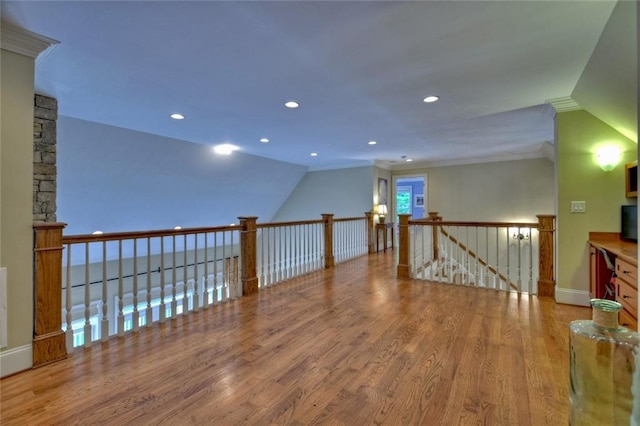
xmin=557 ymin=109 xmax=636 ymax=298
xmin=0 ymin=49 xmax=36 ymax=372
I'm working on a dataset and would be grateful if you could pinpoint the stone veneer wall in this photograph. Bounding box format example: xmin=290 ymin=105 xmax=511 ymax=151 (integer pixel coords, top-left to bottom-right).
xmin=33 ymin=94 xmax=57 ymax=222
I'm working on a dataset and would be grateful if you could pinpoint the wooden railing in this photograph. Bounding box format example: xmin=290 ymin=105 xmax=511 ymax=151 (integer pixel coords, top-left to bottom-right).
xmin=397 ymin=212 xmax=555 ymax=297
xmin=33 ymin=213 xmax=375 ymax=366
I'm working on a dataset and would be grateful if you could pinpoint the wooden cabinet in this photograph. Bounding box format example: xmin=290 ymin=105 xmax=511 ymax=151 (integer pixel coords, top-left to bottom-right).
xmin=588 ymin=234 xmax=638 ymax=331
xmin=615 ymin=257 xmax=638 ymax=330
xmin=625 ymin=161 xmax=637 ymax=198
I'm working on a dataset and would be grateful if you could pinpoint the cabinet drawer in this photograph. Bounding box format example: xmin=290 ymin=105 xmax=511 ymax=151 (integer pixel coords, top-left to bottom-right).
xmin=619 ymin=308 xmax=637 ymax=331
xmin=616 ymin=279 xmax=638 ymax=318
xmin=615 ymin=258 xmax=637 ymax=286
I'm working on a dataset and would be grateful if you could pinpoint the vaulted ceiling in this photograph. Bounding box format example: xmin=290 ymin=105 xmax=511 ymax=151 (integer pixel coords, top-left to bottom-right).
xmin=2 ymin=1 xmax=635 ymax=170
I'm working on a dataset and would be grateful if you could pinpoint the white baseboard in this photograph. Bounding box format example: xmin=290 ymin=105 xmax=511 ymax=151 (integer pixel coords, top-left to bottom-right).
xmin=555 ymin=287 xmax=590 ymax=307
xmin=0 ymin=344 xmax=32 ymax=378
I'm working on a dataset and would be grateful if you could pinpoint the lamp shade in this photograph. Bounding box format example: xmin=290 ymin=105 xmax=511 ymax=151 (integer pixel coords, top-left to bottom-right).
xmin=377 ymin=204 xmax=388 ymax=216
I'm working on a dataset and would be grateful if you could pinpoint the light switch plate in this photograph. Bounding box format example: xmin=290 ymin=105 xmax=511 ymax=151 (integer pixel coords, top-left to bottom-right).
xmin=571 ymin=201 xmax=586 ymax=213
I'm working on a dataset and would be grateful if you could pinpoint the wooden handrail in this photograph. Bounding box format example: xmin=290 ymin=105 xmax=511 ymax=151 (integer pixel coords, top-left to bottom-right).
xmin=257 ymin=219 xmax=322 ymax=228
xmin=411 ymin=219 xmax=539 ymax=229
xmin=333 ymin=216 xmax=368 ymax=222
xmin=62 ymin=225 xmax=238 ymax=244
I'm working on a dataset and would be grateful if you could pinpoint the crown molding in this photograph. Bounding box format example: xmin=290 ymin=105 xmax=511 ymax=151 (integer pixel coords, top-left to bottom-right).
xmin=546 ymin=96 xmax=582 ymax=113
xmin=383 ymin=151 xmax=547 ymax=171
xmin=0 ymin=22 xmax=59 ymax=59
xmin=540 ymin=141 xmax=555 ymax=163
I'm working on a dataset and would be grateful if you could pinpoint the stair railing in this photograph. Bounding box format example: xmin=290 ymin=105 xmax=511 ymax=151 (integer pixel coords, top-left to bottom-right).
xmin=397 ymin=212 xmax=556 ymax=297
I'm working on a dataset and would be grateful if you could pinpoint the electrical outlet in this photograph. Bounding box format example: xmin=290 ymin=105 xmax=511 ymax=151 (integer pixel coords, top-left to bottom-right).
xmin=571 ymin=201 xmax=586 ymax=213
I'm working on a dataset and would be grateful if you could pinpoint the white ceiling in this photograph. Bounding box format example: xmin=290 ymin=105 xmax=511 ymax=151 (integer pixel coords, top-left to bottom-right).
xmin=1 ymin=1 xmax=620 ymax=170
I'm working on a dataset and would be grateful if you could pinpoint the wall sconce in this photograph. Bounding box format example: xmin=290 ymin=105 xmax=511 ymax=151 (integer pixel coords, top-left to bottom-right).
xmin=510 ymin=227 xmax=530 ymax=240
xmin=596 ymin=146 xmax=621 ymax=172
xmin=377 ymin=204 xmax=388 ymax=223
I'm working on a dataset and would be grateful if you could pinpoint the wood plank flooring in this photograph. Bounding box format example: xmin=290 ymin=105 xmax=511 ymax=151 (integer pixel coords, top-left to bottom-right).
xmin=0 ymin=251 xmax=589 ymax=425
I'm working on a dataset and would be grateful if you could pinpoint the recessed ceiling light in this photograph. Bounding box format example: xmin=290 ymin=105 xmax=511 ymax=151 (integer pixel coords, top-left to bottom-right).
xmin=368 ymin=141 xmax=377 ymax=145
xmin=285 ymin=101 xmax=300 ymax=109
xmin=170 ymin=113 xmax=185 ymax=120
xmin=406 ymin=158 xmax=413 ymax=162
xmin=213 ymin=144 xmax=239 ymax=155
xmin=310 ymin=152 xmax=318 ymax=157
xmin=423 ymin=96 xmax=440 ymax=103
xmin=92 ymin=230 xmax=103 ymax=235
xmin=260 ymin=138 xmax=269 ymax=143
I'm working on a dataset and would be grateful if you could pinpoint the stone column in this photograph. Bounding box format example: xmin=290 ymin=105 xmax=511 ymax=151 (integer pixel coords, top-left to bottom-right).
xmin=33 ymin=94 xmax=57 ymax=222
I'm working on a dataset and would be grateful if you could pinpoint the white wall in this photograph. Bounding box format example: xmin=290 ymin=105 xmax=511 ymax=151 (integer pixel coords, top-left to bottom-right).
xmin=58 ymin=117 xmax=308 ymax=234
xmin=424 ymin=158 xmax=554 ymax=222
xmin=272 ymin=166 xmax=374 ymax=221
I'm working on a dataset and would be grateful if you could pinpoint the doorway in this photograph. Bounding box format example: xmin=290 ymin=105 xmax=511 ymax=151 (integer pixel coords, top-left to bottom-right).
xmin=393 ymin=175 xmax=426 ymax=221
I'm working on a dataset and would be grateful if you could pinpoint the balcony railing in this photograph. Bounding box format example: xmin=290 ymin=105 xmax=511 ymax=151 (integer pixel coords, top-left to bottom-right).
xmin=32 ymin=213 xmax=375 ymax=367
xmin=32 ymin=211 xmax=555 ymax=368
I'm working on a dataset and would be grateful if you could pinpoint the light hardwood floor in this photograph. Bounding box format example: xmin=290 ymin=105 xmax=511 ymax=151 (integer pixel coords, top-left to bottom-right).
xmin=1 ymin=251 xmax=589 ymax=425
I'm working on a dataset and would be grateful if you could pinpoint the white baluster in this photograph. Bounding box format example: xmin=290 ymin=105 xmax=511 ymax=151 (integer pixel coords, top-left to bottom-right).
xmin=203 ymin=232 xmax=210 ymax=308
xmin=146 ymin=238 xmax=153 ymax=326
xmin=117 ymin=240 xmax=124 ymax=337
xmin=182 ymin=234 xmax=189 ymax=313
xmin=517 ymin=227 xmax=522 ymax=294
xmin=171 ymin=235 xmax=177 ymax=319
xmin=266 ymin=227 xmax=272 ymax=286
xmin=132 ymin=239 xmax=139 ymax=332
xmin=83 ymin=242 xmax=91 ymax=348
xmin=222 ymin=231 xmax=228 ymax=301
xmin=495 ymin=228 xmax=500 ymax=290
xmin=529 ymin=227 xmax=534 ymax=294
xmin=506 ymin=227 xmax=511 ymax=292
xmin=213 ymin=232 xmax=219 ymax=304
xmin=101 ymin=241 xmax=108 ymax=342
xmin=64 ymin=243 xmax=73 ymax=351
xmin=159 ymin=236 xmax=166 ymax=322
xmin=193 ymin=233 xmax=199 ymax=311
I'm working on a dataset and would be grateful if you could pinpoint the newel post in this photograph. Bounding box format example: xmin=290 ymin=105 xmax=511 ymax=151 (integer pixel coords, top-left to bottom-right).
xmin=322 ymin=213 xmax=335 ymax=268
xmin=239 ymin=216 xmax=259 ymax=295
xmin=397 ymin=214 xmax=411 ymax=278
xmin=537 ymin=215 xmax=556 ymax=298
xmin=427 ymin=211 xmax=441 ymax=261
xmin=33 ymin=222 xmax=68 ymax=368
xmin=365 ymin=211 xmax=374 ymax=254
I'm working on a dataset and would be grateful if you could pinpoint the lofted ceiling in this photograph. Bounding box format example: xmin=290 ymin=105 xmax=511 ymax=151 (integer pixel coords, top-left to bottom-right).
xmin=1 ymin=1 xmax=627 ymax=170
